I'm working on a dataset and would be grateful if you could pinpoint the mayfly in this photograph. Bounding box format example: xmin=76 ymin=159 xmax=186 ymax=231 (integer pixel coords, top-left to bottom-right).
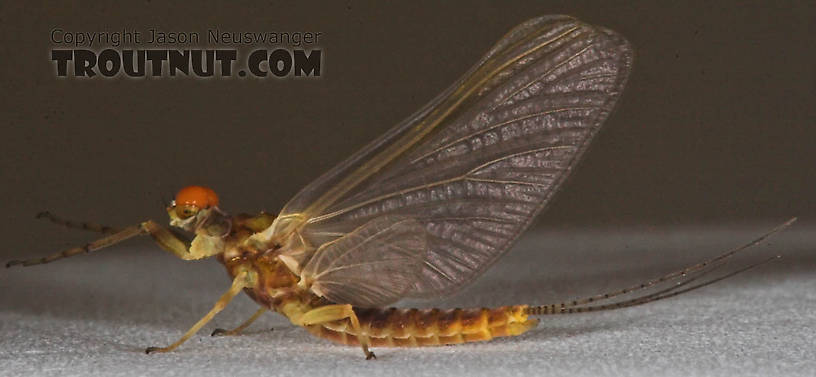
xmin=7 ymin=16 xmax=795 ymax=359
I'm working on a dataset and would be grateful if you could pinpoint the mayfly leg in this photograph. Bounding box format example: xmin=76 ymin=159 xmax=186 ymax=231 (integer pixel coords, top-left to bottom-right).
xmin=36 ymin=211 xmax=121 ymax=234
xmin=6 ymin=220 xmax=195 ymax=268
xmin=299 ymin=304 xmax=377 ymax=360
xmin=146 ymin=270 xmax=256 ymax=353
xmin=211 ymin=307 xmax=269 ymax=336
xmin=6 ymin=225 xmax=145 ymax=267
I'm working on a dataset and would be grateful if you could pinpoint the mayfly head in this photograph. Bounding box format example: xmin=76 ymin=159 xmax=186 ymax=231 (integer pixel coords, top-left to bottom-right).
xmin=168 ymin=185 xmax=229 ymax=236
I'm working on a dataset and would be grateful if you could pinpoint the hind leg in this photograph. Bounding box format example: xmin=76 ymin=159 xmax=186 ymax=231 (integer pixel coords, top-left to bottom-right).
xmin=299 ymin=304 xmax=375 ymax=360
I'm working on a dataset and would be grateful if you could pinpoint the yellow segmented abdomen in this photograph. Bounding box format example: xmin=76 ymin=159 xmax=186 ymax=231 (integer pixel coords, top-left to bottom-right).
xmin=306 ymin=305 xmax=538 ymax=347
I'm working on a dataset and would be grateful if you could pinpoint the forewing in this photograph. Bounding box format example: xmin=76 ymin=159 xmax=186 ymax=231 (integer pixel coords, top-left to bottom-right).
xmin=300 ymin=216 xmax=426 ymax=307
xmin=279 ymin=16 xmax=634 ymax=299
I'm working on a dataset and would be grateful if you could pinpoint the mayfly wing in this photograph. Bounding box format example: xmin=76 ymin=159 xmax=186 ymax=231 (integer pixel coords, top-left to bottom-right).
xmin=299 ymin=216 xmax=426 ymax=307
xmin=274 ymin=15 xmax=633 ymax=303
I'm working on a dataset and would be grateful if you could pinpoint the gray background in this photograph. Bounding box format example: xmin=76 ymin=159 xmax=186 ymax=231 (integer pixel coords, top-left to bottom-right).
xmin=1 ymin=1 xmax=814 ymax=376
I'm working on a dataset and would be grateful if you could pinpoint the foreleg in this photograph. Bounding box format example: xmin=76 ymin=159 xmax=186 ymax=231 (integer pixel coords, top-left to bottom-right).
xmin=7 ymin=220 xmax=197 ymax=268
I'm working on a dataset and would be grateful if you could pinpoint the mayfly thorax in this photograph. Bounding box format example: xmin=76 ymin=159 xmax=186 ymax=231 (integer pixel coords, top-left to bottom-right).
xmin=6 ymin=15 xmax=795 ymax=359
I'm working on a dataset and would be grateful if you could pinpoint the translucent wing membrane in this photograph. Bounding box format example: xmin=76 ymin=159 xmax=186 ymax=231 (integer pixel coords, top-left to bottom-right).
xmin=300 ymin=216 xmax=426 ymax=307
xmin=278 ymin=15 xmax=634 ymax=302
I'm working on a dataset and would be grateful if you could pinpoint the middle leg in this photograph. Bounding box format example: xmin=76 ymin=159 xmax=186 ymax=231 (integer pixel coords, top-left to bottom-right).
xmin=211 ymin=307 xmax=268 ymax=336
xmin=145 ymin=269 xmax=256 ymax=353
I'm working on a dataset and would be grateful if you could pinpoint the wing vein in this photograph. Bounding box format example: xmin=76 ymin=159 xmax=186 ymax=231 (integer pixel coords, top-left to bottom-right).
xmin=308 ymin=143 xmax=573 ymax=225
xmin=301 ymin=25 xmax=582 ymax=217
xmin=487 ymin=44 xmax=595 ymax=112
xmin=465 ymin=177 xmax=548 ymax=188
xmin=320 ymin=218 xmax=413 ymax=271
xmin=411 ymin=108 xmax=594 ymax=164
xmin=466 ymin=145 xmax=577 ymax=175
xmin=280 ymin=16 xmax=633 ymax=301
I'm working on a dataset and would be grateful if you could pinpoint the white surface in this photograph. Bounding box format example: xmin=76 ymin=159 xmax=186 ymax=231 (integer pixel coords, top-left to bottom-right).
xmin=1 ymin=223 xmax=814 ymax=377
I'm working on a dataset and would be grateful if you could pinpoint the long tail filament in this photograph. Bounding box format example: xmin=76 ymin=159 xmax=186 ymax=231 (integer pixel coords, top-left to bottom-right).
xmin=526 ymin=217 xmax=795 ymax=316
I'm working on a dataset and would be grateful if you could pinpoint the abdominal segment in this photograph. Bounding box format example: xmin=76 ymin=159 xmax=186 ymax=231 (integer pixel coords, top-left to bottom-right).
xmin=306 ymin=305 xmax=539 ymax=347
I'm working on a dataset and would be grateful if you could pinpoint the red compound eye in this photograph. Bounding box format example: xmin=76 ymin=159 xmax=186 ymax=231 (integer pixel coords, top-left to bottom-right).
xmin=175 ymin=186 xmax=219 ymax=209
